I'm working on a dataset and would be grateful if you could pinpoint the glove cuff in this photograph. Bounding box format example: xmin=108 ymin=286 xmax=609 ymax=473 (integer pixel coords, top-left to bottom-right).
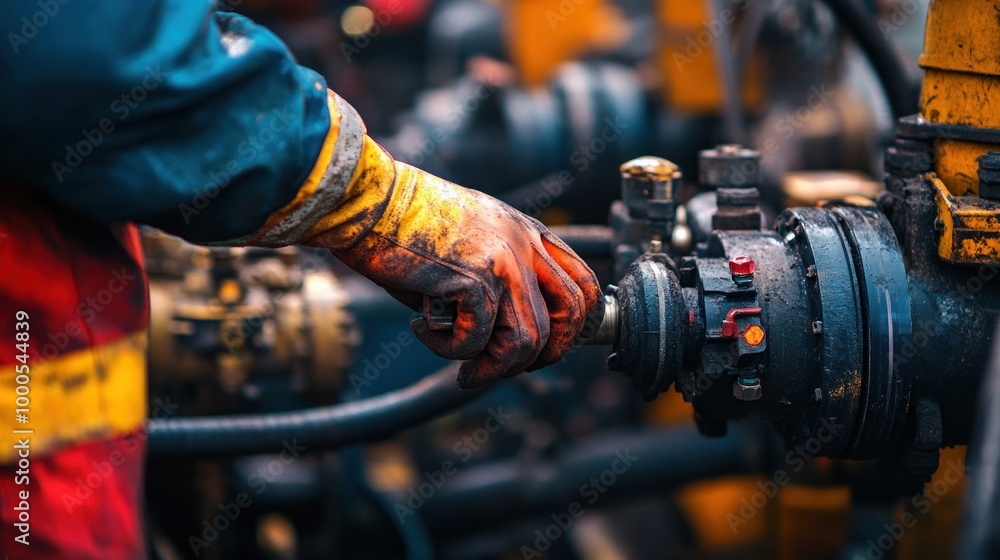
xmin=235 ymin=89 xmax=372 ymax=247
xmin=234 ymin=89 xmax=456 ymax=253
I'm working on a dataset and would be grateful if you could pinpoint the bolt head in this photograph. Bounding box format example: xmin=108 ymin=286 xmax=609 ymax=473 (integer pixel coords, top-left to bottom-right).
xmin=733 ymin=380 xmax=762 ymax=401
xmin=729 ymin=256 xmax=756 ymax=276
xmin=978 ymin=151 xmax=1000 ymax=171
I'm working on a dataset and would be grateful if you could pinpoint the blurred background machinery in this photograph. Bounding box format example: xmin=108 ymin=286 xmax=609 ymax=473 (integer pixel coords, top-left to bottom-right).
xmin=143 ymin=232 xmax=357 ymax=408
xmin=141 ymin=0 xmax=1000 ymax=559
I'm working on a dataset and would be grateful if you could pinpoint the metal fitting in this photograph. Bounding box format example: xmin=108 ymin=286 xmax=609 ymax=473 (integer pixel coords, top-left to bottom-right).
xmin=584 ymin=293 xmax=619 ymax=346
xmin=620 ymin=156 xmax=679 ymax=219
xmin=698 ymin=144 xmax=761 ymax=190
xmin=701 ymin=145 xmax=763 ymax=231
xmin=885 ymin=137 xmax=933 ymax=178
xmin=733 ymin=377 xmax=762 ymax=401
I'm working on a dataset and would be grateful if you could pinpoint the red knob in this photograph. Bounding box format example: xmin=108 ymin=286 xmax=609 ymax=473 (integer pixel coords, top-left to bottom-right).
xmin=729 ymin=256 xmax=755 ymax=276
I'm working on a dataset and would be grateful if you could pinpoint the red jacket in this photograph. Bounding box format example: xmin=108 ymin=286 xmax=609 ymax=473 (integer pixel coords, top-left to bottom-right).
xmin=0 ymin=2 xmax=338 ymax=557
xmin=0 ymin=191 xmax=149 ymax=558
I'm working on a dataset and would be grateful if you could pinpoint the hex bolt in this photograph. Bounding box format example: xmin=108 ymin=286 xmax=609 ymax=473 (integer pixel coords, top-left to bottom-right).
xmin=885 ymin=137 xmax=933 ymax=177
xmin=729 ymin=256 xmax=755 ymax=288
xmin=733 ymin=377 xmax=762 ymax=401
xmin=978 ymin=152 xmax=1000 ymax=200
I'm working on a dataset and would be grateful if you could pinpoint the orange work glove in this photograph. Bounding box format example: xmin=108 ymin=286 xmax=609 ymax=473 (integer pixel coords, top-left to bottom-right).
xmin=244 ymin=92 xmax=603 ymax=387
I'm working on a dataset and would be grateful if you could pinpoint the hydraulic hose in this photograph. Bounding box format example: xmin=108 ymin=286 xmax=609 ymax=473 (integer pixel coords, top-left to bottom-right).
xmin=819 ymin=0 xmax=919 ymax=119
xmin=148 ymin=363 xmax=488 ymax=458
xmin=547 ymin=225 xmax=613 ymax=259
xmin=417 ymin=422 xmax=771 ymax=535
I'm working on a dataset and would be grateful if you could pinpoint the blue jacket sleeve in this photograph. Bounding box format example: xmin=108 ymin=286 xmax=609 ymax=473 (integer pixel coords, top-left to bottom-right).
xmin=0 ymin=1 xmax=331 ymax=243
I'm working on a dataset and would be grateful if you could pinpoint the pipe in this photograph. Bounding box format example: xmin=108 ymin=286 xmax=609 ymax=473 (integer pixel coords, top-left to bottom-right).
xmin=417 ymin=423 xmax=770 ymax=535
xmin=498 ymin=173 xmax=574 ymax=214
xmin=819 ymin=0 xmax=919 ymax=119
xmin=547 ymin=225 xmax=613 ymax=259
xmin=148 ymin=363 xmax=488 ymax=458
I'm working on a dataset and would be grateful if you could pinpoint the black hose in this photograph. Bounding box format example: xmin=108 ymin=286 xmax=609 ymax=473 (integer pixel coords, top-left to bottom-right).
xmin=547 ymin=225 xmax=613 ymax=259
xmin=148 ymin=363 xmax=488 ymax=458
xmin=417 ymin=423 xmax=770 ymax=535
xmin=818 ymin=0 xmax=918 ymax=119
xmin=366 ymin=483 xmax=436 ymax=560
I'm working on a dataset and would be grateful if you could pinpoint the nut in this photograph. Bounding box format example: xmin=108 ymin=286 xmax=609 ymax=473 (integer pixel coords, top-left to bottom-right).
xmin=729 ymin=256 xmax=756 ymax=276
xmin=733 ymin=379 xmax=762 ymax=401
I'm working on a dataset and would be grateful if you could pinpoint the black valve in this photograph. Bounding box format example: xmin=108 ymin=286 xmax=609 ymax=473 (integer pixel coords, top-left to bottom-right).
xmin=594 ymin=201 xmax=918 ymax=460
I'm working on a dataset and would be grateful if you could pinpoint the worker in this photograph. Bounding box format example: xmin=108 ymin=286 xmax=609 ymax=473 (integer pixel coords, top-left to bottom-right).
xmin=0 ymin=3 xmax=603 ymax=558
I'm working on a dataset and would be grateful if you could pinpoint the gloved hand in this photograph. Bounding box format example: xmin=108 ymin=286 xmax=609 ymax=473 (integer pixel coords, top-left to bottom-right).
xmin=246 ymin=92 xmax=603 ymax=387
xmin=334 ymin=173 xmax=603 ymax=386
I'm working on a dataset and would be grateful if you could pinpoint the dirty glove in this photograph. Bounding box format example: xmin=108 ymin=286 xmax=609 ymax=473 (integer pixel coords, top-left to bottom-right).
xmin=242 ymin=92 xmax=603 ymax=387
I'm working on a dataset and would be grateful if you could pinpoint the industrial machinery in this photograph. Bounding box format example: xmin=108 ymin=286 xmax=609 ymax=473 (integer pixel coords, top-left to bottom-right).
xmin=592 ymin=144 xmax=1000 ymax=493
xmin=380 ymin=0 xmax=903 ymax=223
xmin=143 ymin=231 xmax=358 ymax=408
xmin=140 ymin=1 xmax=1000 ymax=559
